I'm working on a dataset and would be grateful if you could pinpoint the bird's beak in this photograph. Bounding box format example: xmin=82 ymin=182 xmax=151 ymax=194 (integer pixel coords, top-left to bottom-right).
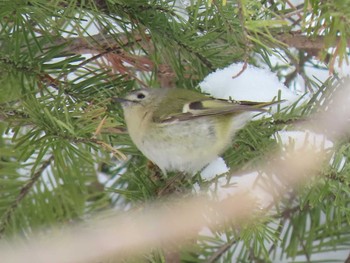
xmin=112 ymin=97 xmax=129 ymax=104
xmin=112 ymin=97 xmax=140 ymax=105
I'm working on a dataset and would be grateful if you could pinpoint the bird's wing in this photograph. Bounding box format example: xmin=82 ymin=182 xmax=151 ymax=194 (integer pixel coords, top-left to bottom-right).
xmin=158 ymin=99 xmax=280 ymax=123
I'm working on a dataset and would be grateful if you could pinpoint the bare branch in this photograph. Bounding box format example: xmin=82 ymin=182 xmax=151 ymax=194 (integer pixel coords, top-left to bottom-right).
xmin=275 ymin=32 xmax=350 ymax=51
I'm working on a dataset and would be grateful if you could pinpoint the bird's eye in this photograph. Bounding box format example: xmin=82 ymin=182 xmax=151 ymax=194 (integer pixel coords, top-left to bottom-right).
xmin=137 ymin=93 xmax=146 ymax=99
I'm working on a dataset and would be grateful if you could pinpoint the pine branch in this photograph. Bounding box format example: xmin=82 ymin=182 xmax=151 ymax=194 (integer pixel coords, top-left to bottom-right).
xmin=0 ymin=156 xmax=54 ymax=236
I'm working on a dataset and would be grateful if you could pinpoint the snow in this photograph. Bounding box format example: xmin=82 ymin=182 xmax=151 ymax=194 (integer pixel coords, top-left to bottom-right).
xmin=199 ymin=62 xmax=300 ymax=106
xmin=200 ymin=157 xmax=229 ymax=180
xmin=273 ymin=130 xmax=334 ymax=151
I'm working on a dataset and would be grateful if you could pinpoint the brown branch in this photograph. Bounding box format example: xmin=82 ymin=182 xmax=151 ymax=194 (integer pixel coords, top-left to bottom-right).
xmin=164 ymin=247 xmax=181 ymax=263
xmin=232 ymin=0 xmax=251 ymax=78
xmin=345 ymin=252 xmax=350 ymax=263
xmin=50 ymin=30 xmax=350 ymax=86
xmin=275 ymin=32 xmax=350 ymax=52
xmin=284 ymin=50 xmax=314 ymax=91
xmin=58 ymin=31 xmax=350 ymax=73
xmin=0 ymin=156 xmax=54 ymax=236
xmin=284 ymin=0 xmax=303 ymax=20
xmin=54 ymin=33 xmax=174 ymax=85
xmin=55 ymin=32 xmax=150 ymax=55
xmin=205 ymin=239 xmax=237 ymax=263
xmin=55 ymin=31 xmax=214 ymax=74
xmin=58 ymin=30 xmax=350 ymax=59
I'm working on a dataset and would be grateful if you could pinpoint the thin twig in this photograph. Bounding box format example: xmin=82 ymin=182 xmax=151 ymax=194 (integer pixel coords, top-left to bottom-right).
xmin=67 ymin=136 xmax=127 ymax=160
xmin=0 ymin=156 xmax=54 ymax=236
xmin=275 ymin=32 xmax=350 ymax=50
xmin=233 ymin=0 xmax=251 ymax=78
xmin=285 ymin=0 xmax=303 ymax=20
xmin=205 ymin=239 xmax=237 ymax=263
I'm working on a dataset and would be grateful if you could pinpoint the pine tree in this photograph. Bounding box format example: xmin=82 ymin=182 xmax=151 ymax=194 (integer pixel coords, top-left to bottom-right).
xmin=0 ymin=0 xmax=350 ymax=262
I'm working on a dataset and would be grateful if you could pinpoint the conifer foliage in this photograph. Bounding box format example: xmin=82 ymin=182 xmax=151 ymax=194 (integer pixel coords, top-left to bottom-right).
xmin=0 ymin=0 xmax=350 ymax=262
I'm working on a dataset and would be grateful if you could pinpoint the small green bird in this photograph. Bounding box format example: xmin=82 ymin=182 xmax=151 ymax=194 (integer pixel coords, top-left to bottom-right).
xmin=114 ymin=88 xmax=278 ymax=174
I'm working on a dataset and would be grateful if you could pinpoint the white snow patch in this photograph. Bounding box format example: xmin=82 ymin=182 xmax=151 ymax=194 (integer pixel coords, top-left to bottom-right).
xmin=200 ymin=157 xmax=229 ymax=180
xmin=273 ymin=130 xmax=334 ymax=151
xmin=199 ymin=62 xmax=300 ymax=108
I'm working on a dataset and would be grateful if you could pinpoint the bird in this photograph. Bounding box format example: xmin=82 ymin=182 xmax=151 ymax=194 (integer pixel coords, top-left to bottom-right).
xmin=114 ymin=88 xmax=279 ymax=174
